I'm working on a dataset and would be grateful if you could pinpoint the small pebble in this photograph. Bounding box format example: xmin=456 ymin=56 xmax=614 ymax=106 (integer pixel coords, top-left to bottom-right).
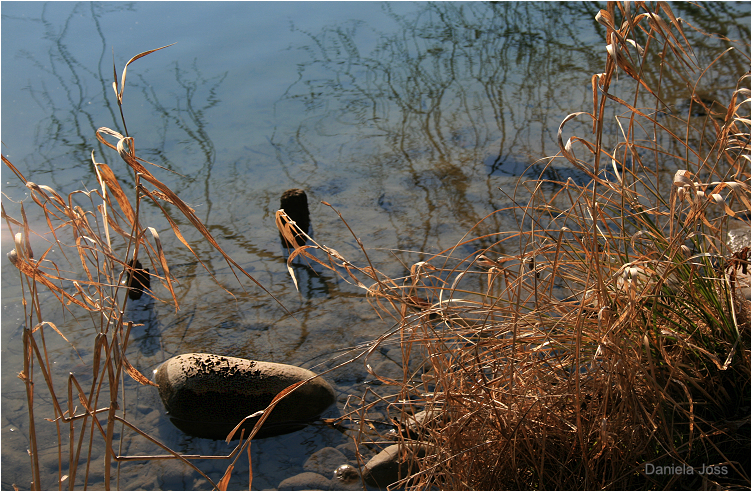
xmin=334 ymin=464 xmax=360 ymax=484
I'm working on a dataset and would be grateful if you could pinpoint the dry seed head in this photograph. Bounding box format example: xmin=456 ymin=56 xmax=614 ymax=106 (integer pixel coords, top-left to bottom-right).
xmin=595 ymin=344 xmax=604 ymax=358
xmin=677 ymin=186 xmax=687 ymax=202
xmin=673 ymin=170 xmax=694 ymax=188
xmin=410 ymin=261 xmax=435 ymax=279
xmin=606 ymin=33 xmax=641 ymax=79
xmin=13 ymin=233 xmax=26 ymax=262
xmin=38 ymin=184 xmax=57 ymax=195
xmin=595 ymin=10 xmax=614 ymax=30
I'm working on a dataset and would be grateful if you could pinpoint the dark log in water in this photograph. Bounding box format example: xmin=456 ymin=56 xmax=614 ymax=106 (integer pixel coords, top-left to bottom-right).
xmin=280 ymin=188 xmax=311 ymax=248
xmin=127 ymin=259 xmax=150 ymax=300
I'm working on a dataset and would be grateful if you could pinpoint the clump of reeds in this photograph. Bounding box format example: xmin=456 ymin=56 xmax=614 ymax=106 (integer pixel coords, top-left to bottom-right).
xmin=2 ymin=45 xmax=286 ymax=491
xmin=279 ymin=2 xmax=750 ymax=489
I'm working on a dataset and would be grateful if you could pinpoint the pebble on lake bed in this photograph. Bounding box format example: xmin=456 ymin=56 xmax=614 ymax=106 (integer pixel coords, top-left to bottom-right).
xmin=334 ymin=464 xmax=360 ymax=484
xmin=154 ymin=353 xmax=336 ymax=440
xmin=278 ymin=471 xmax=333 ymax=491
xmin=362 ymin=443 xmax=426 ymax=489
xmin=304 ymin=446 xmax=348 ymax=475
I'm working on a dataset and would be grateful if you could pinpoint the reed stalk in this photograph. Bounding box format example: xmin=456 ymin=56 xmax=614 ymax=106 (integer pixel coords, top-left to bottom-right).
xmin=2 ymin=45 xmax=277 ymax=490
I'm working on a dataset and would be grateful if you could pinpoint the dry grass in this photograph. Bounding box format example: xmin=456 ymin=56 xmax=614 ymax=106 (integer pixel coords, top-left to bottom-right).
xmin=279 ymin=2 xmax=751 ymax=490
xmin=2 ymin=45 xmax=285 ymax=490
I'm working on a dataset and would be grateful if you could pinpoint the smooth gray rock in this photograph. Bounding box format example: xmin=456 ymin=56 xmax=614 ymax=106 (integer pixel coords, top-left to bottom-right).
xmin=155 ymin=353 xmax=336 ymax=440
xmin=335 ymin=441 xmax=368 ymax=463
xmin=303 ymin=446 xmax=348 ymax=475
xmin=362 ymin=444 xmax=425 ymax=489
xmin=402 ymin=409 xmax=443 ymax=438
xmin=278 ymin=472 xmax=332 ymax=491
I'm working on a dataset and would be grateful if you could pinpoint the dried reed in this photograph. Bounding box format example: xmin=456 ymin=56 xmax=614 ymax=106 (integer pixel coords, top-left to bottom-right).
xmin=2 ymin=45 xmax=288 ymax=491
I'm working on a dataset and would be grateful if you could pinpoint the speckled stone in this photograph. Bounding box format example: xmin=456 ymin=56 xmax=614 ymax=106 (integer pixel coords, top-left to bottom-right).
xmin=154 ymin=353 xmax=336 ymax=440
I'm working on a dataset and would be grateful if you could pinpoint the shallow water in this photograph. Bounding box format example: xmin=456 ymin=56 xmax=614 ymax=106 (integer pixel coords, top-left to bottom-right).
xmin=1 ymin=1 xmax=749 ymax=489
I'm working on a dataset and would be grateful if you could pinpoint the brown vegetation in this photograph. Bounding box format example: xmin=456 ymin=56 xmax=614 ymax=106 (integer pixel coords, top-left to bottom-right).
xmin=284 ymin=2 xmax=750 ymax=489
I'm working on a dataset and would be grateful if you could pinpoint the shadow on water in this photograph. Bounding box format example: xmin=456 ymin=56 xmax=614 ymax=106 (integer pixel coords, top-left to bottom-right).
xmin=125 ymin=296 xmax=164 ymax=359
xmin=288 ymin=258 xmax=333 ymax=300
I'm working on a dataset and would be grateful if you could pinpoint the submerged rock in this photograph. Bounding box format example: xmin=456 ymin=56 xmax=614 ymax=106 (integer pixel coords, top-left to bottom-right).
xmin=304 ymin=446 xmax=348 ymax=475
xmin=362 ymin=443 xmax=426 ymax=489
xmin=333 ymin=463 xmax=360 ymax=485
xmin=335 ymin=441 xmax=367 ymax=462
xmin=154 ymin=353 xmax=335 ymax=440
xmin=401 ymin=408 xmax=446 ymax=439
xmin=278 ymin=471 xmax=332 ymax=491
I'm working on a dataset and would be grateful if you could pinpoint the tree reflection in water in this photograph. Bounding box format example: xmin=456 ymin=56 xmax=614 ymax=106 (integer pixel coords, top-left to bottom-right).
xmin=271 ymin=1 xmax=749 ymax=255
xmin=272 ymin=2 xmax=607 ymax=255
